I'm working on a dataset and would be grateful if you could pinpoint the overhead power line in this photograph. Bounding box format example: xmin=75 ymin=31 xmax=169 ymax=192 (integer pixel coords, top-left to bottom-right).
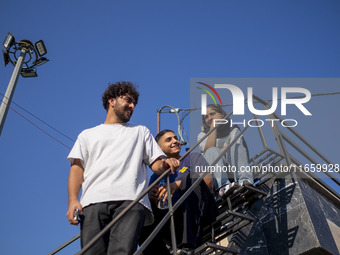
xmin=0 ymin=92 xmax=75 ymax=142
xmin=0 ymin=93 xmax=73 ymax=149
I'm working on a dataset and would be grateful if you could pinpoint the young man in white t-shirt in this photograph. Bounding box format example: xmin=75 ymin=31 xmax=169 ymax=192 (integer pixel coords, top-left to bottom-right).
xmin=66 ymin=81 xmax=179 ymax=255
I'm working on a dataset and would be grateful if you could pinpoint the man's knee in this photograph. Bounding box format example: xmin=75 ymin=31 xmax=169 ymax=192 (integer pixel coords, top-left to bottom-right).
xmin=204 ymin=147 xmax=220 ymax=157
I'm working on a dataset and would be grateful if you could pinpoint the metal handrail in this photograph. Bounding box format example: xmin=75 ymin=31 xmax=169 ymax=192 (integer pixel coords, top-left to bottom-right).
xmin=136 ymin=121 xmax=250 ymax=254
xmin=49 ymin=110 xmax=234 ymax=254
xmin=50 ymin=95 xmax=340 ymax=254
xmin=251 ymin=95 xmax=340 ymax=195
xmin=242 ymin=94 xmax=339 ymax=201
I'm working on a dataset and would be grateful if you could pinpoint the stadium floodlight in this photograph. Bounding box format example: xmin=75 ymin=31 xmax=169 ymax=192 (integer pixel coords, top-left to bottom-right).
xmin=34 ymin=57 xmax=49 ymax=66
xmin=1 ymin=32 xmax=50 ymax=135
xmin=35 ymin=40 xmax=47 ymax=56
xmin=21 ymin=68 xmax=38 ymax=78
xmin=2 ymin=49 xmax=10 ymax=66
xmin=2 ymin=32 xmax=15 ymax=50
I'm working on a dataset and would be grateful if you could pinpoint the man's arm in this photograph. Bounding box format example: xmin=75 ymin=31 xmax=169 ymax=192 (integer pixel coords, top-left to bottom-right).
xmin=150 ymin=157 xmax=180 ymax=175
xmin=149 ymin=180 xmax=181 ymax=205
xmin=203 ymin=173 xmax=214 ymax=192
xmin=66 ymin=159 xmax=84 ymax=225
xmin=192 ymin=153 xmax=215 ymax=192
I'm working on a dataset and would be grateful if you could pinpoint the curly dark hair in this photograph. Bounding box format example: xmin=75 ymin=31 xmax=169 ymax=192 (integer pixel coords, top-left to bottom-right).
xmin=102 ymin=81 xmax=139 ymax=111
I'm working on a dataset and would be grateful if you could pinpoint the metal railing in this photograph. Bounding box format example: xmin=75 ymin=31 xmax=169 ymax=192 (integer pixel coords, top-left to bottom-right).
xmin=49 ymin=110 xmax=237 ymax=255
xmin=49 ymin=95 xmax=340 ymax=254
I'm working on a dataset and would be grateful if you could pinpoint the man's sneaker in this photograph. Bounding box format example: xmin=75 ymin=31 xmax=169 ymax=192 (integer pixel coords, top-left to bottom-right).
xmin=218 ymin=182 xmax=240 ymax=197
xmin=177 ymin=247 xmax=194 ymax=255
xmin=239 ymin=180 xmax=254 ymax=186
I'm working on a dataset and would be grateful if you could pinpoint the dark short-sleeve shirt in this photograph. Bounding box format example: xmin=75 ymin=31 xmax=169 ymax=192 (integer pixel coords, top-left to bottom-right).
xmin=149 ymin=152 xmax=210 ymax=203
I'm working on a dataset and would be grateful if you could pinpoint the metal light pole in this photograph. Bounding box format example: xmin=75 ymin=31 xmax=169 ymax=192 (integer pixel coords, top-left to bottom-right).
xmin=0 ymin=49 xmax=26 ymax=135
xmin=0 ymin=32 xmax=49 ymax=136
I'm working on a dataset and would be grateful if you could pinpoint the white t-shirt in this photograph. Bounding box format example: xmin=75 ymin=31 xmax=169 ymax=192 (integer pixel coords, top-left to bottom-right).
xmin=67 ymin=123 xmax=165 ymax=225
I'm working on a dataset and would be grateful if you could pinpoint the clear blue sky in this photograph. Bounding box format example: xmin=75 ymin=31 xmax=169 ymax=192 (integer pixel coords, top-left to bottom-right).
xmin=0 ymin=1 xmax=339 ymax=254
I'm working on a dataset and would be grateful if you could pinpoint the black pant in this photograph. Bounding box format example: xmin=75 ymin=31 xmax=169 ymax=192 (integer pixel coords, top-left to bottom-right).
xmin=80 ymin=200 xmax=146 ymax=255
xmin=139 ymin=173 xmax=218 ymax=255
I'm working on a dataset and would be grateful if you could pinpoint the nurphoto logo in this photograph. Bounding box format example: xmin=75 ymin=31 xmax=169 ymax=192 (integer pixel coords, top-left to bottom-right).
xmin=197 ymin=83 xmax=312 ymax=128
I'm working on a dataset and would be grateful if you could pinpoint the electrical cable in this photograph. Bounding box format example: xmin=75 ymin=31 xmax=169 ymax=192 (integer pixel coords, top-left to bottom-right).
xmin=161 ymin=105 xmax=185 ymax=145
xmin=0 ymin=92 xmax=75 ymax=142
xmin=0 ymin=97 xmax=72 ymax=150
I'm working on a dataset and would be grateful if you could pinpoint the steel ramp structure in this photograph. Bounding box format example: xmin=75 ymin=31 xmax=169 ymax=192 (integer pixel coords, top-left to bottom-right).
xmin=49 ymin=95 xmax=340 ymax=255
xmin=193 ymin=96 xmax=340 ymax=255
xmin=195 ymin=164 xmax=289 ymax=255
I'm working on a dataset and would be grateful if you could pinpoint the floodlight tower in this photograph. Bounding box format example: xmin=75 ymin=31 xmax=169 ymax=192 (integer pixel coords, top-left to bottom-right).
xmin=0 ymin=32 xmax=49 ymax=136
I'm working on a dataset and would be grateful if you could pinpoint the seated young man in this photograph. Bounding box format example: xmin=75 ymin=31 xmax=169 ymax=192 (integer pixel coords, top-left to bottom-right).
xmin=139 ymin=129 xmax=218 ymax=255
